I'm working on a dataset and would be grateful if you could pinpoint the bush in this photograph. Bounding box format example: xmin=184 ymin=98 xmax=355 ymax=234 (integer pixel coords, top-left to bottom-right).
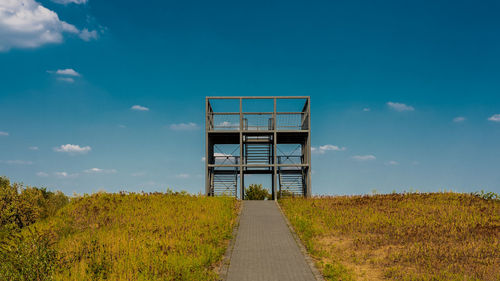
xmin=245 ymin=184 xmax=271 ymax=200
xmin=0 ymin=227 xmax=58 ymax=281
xmin=0 ymin=176 xmax=69 ymax=239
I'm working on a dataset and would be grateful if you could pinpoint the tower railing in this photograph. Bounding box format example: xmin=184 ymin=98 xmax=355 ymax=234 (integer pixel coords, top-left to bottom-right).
xmin=208 ymin=112 xmax=308 ymax=131
xmin=209 ymin=113 xmax=240 ymax=131
xmin=243 ymin=113 xmax=274 ymax=130
xmin=276 ymin=112 xmax=308 ymax=130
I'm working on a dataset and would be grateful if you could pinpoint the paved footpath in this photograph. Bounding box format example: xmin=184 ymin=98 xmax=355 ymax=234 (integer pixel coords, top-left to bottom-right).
xmin=226 ymin=201 xmax=317 ymax=281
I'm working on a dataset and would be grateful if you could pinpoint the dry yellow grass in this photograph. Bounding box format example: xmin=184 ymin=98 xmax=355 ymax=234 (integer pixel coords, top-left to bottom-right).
xmin=280 ymin=193 xmax=500 ymax=281
xmin=32 ymin=192 xmax=239 ymax=280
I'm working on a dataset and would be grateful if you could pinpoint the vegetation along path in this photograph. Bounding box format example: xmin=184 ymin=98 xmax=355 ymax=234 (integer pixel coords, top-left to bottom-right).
xmin=226 ymin=200 xmax=319 ymax=281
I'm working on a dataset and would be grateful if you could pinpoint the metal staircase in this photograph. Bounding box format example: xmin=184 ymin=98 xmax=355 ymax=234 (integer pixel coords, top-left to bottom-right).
xmin=245 ymin=144 xmax=271 ymax=164
xmin=278 ymin=171 xmax=304 ymax=196
xmin=244 ymin=135 xmax=272 ymax=165
xmin=212 ymin=171 xmax=238 ymax=196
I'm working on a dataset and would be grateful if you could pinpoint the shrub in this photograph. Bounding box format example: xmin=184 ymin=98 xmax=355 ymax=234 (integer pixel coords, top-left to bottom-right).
xmin=0 ymin=227 xmax=58 ymax=281
xmin=0 ymin=176 xmax=68 ymax=234
xmin=245 ymin=184 xmax=271 ymax=200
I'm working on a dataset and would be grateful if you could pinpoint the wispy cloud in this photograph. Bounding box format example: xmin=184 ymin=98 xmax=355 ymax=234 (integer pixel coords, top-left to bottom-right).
xmin=352 ymin=155 xmax=376 ymax=161
xmin=387 ymin=102 xmax=414 ymax=112
xmin=54 ymin=68 xmax=80 ymax=76
xmin=387 ymin=160 xmax=399 ymax=165
xmin=131 ymin=172 xmax=146 ymax=177
xmin=54 ymin=171 xmax=78 ymax=178
xmin=169 ymin=122 xmax=199 ymax=131
xmin=0 ymin=131 xmax=8 ymax=136
xmin=453 ymin=116 xmax=466 ymax=123
xmin=57 ymin=77 xmax=75 ymax=83
xmin=118 ymin=124 xmax=126 ymax=128
xmin=201 ymin=157 xmax=206 ymax=162
xmin=48 ymin=68 xmax=81 ymax=83
xmin=84 ymin=168 xmax=117 ymax=174
xmin=54 ymin=144 xmax=91 ymax=155
xmin=29 ymin=146 xmax=39 ymax=150
xmin=363 ymin=108 xmax=370 ymax=112
xmin=311 ymin=144 xmax=346 ymax=154
xmin=176 ymin=173 xmax=190 ymax=179
xmin=79 ymin=28 xmax=98 ymax=41
xmin=36 ymin=172 xmax=49 ymax=177
xmin=131 ymin=105 xmax=149 ymax=111
xmin=488 ymin=114 xmax=500 ymax=122
xmin=0 ymin=160 xmax=33 ymax=165
xmin=51 ymin=0 xmax=88 ymax=5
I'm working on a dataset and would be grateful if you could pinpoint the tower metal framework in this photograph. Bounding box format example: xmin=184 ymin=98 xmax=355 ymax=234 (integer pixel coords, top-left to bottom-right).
xmin=205 ymin=96 xmax=311 ymax=199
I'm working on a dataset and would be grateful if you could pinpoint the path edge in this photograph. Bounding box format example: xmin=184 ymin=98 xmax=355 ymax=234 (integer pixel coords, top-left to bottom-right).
xmin=275 ymin=200 xmax=325 ymax=281
xmin=217 ymin=200 xmax=242 ymax=281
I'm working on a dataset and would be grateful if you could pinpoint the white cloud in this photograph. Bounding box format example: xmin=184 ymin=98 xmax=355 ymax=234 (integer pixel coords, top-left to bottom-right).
xmin=28 ymin=146 xmax=39 ymax=150
xmin=55 ymin=68 xmax=80 ymax=76
xmin=0 ymin=131 xmax=8 ymax=136
xmin=201 ymin=157 xmax=206 ymax=162
xmin=84 ymin=168 xmax=117 ymax=174
xmin=79 ymin=28 xmax=97 ymax=41
xmin=176 ymin=173 xmax=190 ymax=179
xmin=54 ymin=171 xmax=78 ymax=178
xmin=54 ymin=144 xmax=91 ymax=155
xmin=453 ymin=116 xmax=466 ymax=123
xmin=170 ymin=122 xmax=199 ymax=131
xmin=214 ymin=152 xmax=237 ymax=159
xmin=48 ymin=68 xmax=81 ymax=82
xmin=352 ymin=155 xmax=376 ymax=161
xmin=0 ymin=0 xmax=88 ymax=51
xmin=488 ymin=114 xmax=500 ymax=122
xmin=131 ymin=105 xmax=149 ymax=111
xmin=387 ymin=160 xmax=399 ymax=165
xmin=387 ymin=102 xmax=414 ymax=112
xmin=363 ymin=108 xmax=370 ymax=112
xmin=131 ymin=172 xmax=146 ymax=177
xmin=57 ymin=77 xmax=74 ymax=83
xmin=51 ymin=0 xmax=88 ymax=5
xmin=311 ymin=144 xmax=346 ymax=154
xmin=0 ymin=160 xmax=33 ymax=165
xmin=36 ymin=171 xmax=49 ymax=177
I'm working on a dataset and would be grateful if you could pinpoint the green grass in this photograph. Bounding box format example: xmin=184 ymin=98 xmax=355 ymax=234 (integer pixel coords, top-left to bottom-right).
xmin=1 ymin=192 xmax=239 ymax=281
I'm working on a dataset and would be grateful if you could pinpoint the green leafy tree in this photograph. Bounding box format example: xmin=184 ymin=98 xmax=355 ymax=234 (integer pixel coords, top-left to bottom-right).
xmin=245 ymin=184 xmax=271 ymax=200
xmin=0 ymin=176 xmax=69 ymax=239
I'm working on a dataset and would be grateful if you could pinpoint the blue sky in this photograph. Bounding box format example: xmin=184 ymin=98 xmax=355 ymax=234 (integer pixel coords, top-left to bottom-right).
xmin=1 ymin=0 xmax=499 ymax=195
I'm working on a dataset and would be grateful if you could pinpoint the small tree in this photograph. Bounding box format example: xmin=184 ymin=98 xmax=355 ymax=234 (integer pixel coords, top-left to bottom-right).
xmin=245 ymin=184 xmax=271 ymax=200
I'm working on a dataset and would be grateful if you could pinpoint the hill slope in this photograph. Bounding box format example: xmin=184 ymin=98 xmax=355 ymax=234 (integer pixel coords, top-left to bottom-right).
xmin=1 ymin=192 xmax=239 ymax=281
xmin=280 ymin=193 xmax=499 ymax=281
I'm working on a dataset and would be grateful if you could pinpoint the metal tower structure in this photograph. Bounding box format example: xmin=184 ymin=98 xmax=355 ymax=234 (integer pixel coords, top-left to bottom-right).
xmin=205 ymin=96 xmax=311 ymax=199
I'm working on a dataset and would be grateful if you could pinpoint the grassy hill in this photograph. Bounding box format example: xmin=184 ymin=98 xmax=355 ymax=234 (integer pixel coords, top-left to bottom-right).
xmin=2 ymin=176 xmax=498 ymax=281
xmin=1 ymin=186 xmax=239 ymax=280
xmin=280 ymin=193 xmax=500 ymax=281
